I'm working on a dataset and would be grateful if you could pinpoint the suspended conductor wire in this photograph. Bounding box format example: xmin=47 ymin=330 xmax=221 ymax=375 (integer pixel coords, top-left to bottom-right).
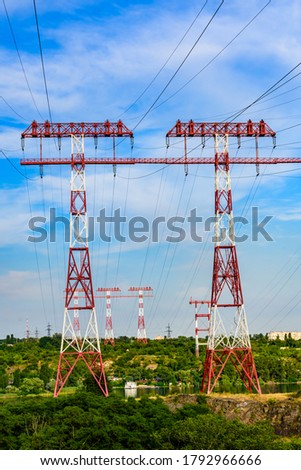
xmin=227 ymin=65 xmax=301 ymax=123
xmin=123 ymin=162 xmax=172 ymax=336
xmin=190 ymin=63 xmax=301 ymax=146
xmin=153 ymin=0 xmax=272 ymax=113
xmin=248 ymin=246 xmax=301 ymax=314
xmin=150 ymin=150 xmax=205 ymax=330
xmin=112 ymin=163 xmax=133 ymax=332
xmin=147 ymin=175 xmax=187 ymax=326
xmin=119 ymin=0 xmax=208 ymax=117
xmin=131 ymin=1 xmax=224 ymax=132
xmin=33 ymin=0 xmax=53 ymax=123
xmin=0 ymin=150 xmax=38 ymax=181
xmin=48 ymin=163 xmax=65 ymax=294
xmin=117 ymin=66 xmax=301 ymax=182
xmin=137 ymin=146 xmax=169 ymax=288
xmin=40 ymin=178 xmax=58 ymax=331
xmin=2 ymin=0 xmax=44 ymax=121
xmin=25 ymin=168 xmax=48 ymax=327
xmin=254 ymin=260 xmax=301 ymax=331
xmin=121 ymin=0 xmax=271 ymax=124
xmin=168 ymin=148 xmax=219 ymax=330
xmin=103 ymin=176 xmax=116 ymax=289
xmin=198 ymin=84 xmax=301 ymax=121
xmin=114 ymin=164 xmax=132 ymax=287
xmin=276 ymin=122 xmax=301 ymax=134
xmin=268 ymin=289 xmax=301 ymax=331
xmin=184 ymin=65 xmax=301 ymax=157
xmin=0 ymin=96 xmax=28 ymax=122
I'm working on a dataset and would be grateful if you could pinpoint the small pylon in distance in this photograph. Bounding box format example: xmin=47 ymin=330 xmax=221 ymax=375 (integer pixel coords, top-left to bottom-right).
xmin=128 ymin=287 xmax=153 ymax=343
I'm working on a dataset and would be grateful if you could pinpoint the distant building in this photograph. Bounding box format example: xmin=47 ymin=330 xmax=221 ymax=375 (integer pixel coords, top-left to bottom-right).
xmin=154 ymin=335 xmax=165 ymax=340
xmin=267 ymin=331 xmax=301 ymax=341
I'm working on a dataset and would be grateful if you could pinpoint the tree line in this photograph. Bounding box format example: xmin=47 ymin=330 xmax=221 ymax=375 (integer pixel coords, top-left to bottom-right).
xmin=0 ymin=335 xmax=301 ymax=395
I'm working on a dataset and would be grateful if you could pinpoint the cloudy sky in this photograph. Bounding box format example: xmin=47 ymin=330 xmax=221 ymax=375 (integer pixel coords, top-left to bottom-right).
xmin=1 ymin=0 xmax=301 ymax=339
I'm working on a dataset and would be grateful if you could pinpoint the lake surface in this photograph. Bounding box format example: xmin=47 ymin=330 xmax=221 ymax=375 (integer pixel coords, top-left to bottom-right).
xmin=112 ymin=382 xmax=301 ymax=399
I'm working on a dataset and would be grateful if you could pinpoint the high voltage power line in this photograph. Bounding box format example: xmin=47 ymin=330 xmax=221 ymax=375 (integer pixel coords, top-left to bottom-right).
xmin=119 ymin=0 xmax=209 ymax=117
xmin=131 ymin=0 xmax=225 ymax=132
xmin=33 ymin=0 xmax=53 ymax=123
xmin=2 ymin=0 xmax=44 ymax=120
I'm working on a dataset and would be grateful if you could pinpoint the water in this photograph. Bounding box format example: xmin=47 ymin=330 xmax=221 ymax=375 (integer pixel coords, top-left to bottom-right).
xmin=112 ymin=382 xmax=301 ymax=399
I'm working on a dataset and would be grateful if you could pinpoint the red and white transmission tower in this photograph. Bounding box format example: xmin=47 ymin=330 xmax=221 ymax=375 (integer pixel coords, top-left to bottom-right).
xmin=166 ymin=119 xmax=277 ymax=394
xmin=25 ymin=319 xmax=30 ymax=340
xmin=128 ymin=287 xmax=153 ymax=343
xmin=97 ymin=287 xmax=121 ymax=346
xmin=189 ymin=299 xmax=210 ymax=357
xmin=21 ymin=120 xmax=133 ymax=397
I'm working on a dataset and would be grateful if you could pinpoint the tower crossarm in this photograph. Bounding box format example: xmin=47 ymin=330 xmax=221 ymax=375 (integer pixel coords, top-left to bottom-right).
xmin=20 ymin=156 xmax=301 ymax=166
xmin=166 ymin=119 xmax=276 ymax=138
xmin=128 ymin=286 xmax=153 ymax=292
xmin=97 ymin=287 xmax=121 ymax=292
xmin=21 ymin=120 xmax=134 ymax=140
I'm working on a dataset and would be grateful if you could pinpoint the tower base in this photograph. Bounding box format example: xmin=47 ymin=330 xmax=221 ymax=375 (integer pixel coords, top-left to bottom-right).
xmin=54 ymin=351 xmax=109 ymax=398
xmin=201 ymin=348 xmax=261 ymax=394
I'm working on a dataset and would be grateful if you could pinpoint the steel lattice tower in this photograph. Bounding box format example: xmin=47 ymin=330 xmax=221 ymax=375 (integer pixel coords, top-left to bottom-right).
xmin=189 ymin=299 xmax=210 ymax=357
xmin=201 ymin=134 xmax=261 ymax=394
xmin=20 ymin=119 xmax=134 ymax=397
xmin=104 ymin=290 xmax=115 ymax=346
xmin=54 ymin=135 xmax=108 ymax=397
xmin=165 ymin=119 xmax=278 ymax=394
xmin=129 ymin=287 xmax=153 ymax=343
xmin=97 ymin=287 xmax=121 ymax=346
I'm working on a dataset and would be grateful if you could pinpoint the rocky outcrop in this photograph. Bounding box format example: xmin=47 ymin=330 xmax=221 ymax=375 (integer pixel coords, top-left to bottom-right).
xmin=164 ymin=393 xmax=301 ymax=437
xmin=206 ymin=394 xmax=301 ymax=437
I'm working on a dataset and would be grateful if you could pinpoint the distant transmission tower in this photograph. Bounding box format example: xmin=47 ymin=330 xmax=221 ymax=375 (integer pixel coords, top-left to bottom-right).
xmin=97 ymin=288 xmax=121 ymax=346
xmin=165 ymin=323 xmax=172 ymax=338
xmin=46 ymin=322 xmax=52 ymax=337
xmin=35 ymin=328 xmax=39 ymax=340
xmin=189 ymin=299 xmax=210 ymax=357
xmin=25 ymin=319 xmax=30 ymax=340
xmin=129 ymin=287 xmax=153 ymax=343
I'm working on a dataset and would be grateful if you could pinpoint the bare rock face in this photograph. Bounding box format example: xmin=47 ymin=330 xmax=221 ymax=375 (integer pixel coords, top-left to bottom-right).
xmin=206 ymin=395 xmax=301 ymax=437
xmin=163 ymin=393 xmax=301 ymax=437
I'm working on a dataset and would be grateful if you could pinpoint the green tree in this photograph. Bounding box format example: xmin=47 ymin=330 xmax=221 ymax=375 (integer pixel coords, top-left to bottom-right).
xmin=13 ymin=369 xmax=21 ymax=387
xmin=0 ymin=372 xmax=9 ymax=390
xmin=39 ymin=364 xmax=52 ymax=385
xmin=155 ymin=415 xmax=283 ymax=450
xmin=19 ymin=377 xmax=45 ymax=395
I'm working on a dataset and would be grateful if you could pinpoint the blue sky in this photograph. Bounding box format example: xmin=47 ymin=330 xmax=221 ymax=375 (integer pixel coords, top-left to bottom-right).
xmin=1 ymin=0 xmax=301 ymax=339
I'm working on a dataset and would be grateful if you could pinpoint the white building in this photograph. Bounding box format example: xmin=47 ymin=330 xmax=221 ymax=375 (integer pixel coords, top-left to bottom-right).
xmin=267 ymin=331 xmax=301 ymax=341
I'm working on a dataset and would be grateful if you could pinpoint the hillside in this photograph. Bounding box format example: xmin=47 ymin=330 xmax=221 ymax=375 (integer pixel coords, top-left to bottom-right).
xmin=1 ymin=335 xmax=301 ymax=394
